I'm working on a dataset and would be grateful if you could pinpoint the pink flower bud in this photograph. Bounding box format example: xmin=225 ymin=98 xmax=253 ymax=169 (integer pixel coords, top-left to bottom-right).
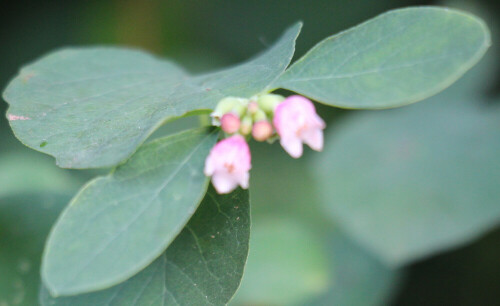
xmin=252 ymin=120 xmax=273 ymax=142
xmin=220 ymin=113 xmax=240 ymax=134
xmin=273 ymin=95 xmax=326 ymax=158
xmin=247 ymin=101 xmax=259 ymax=115
xmin=204 ymin=135 xmax=251 ymax=194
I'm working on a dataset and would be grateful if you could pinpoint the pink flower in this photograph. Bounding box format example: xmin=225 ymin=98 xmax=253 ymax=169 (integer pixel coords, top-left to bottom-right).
xmin=204 ymin=135 xmax=251 ymax=194
xmin=273 ymin=95 xmax=326 ymax=158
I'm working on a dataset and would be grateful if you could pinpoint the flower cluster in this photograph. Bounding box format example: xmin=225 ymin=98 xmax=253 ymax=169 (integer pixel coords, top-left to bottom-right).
xmin=204 ymin=94 xmax=325 ymax=194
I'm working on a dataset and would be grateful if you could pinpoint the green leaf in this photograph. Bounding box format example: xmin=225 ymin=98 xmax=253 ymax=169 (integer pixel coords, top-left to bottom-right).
xmin=233 ymin=143 xmax=399 ymax=305
xmin=40 ymin=187 xmax=250 ymax=305
xmin=274 ymin=7 xmax=490 ymax=109
xmin=0 ymin=193 xmax=69 ymax=306
xmin=193 ymin=22 xmax=301 ymax=98
xmin=0 ymin=151 xmax=83 ymax=198
xmin=3 ymin=23 xmax=301 ymax=169
xmin=3 ymin=48 xmax=186 ymax=169
xmin=312 ymin=84 xmax=500 ymax=266
xmin=230 ymin=216 xmax=399 ymax=306
xmin=231 ymin=217 xmax=330 ymax=305
xmin=42 ymin=128 xmax=218 ymax=296
xmin=311 ymin=230 xmax=400 ymax=306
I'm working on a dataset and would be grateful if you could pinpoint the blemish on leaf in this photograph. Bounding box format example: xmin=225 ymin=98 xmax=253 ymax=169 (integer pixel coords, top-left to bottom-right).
xmin=8 ymin=114 xmax=31 ymax=121
xmin=21 ymin=71 xmax=36 ymax=83
xmin=12 ymin=278 xmax=25 ymax=304
xmin=17 ymin=258 xmax=32 ymax=274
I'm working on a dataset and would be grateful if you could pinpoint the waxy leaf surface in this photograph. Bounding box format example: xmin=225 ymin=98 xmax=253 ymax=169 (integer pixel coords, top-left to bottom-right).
xmin=0 ymin=194 xmax=69 ymax=306
xmin=42 ymin=129 xmax=217 ymax=296
xmin=313 ymin=82 xmax=500 ymax=266
xmin=275 ymin=7 xmax=490 ymax=109
xmin=231 ymin=217 xmax=330 ymax=305
xmin=3 ymin=23 xmax=301 ymax=168
xmin=41 ymin=187 xmax=250 ymax=306
xmin=233 ymin=144 xmax=399 ymax=305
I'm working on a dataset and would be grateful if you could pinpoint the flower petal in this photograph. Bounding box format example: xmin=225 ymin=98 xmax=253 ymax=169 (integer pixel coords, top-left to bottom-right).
xmin=204 ymin=135 xmax=252 ymax=194
xmin=280 ymin=137 xmax=304 ymax=158
xmin=302 ymin=128 xmax=324 ymax=152
xmin=236 ymin=171 xmax=250 ymax=189
xmin=204 ymin=154 xmax=216 ymax=176
xmin=212 ymin=173 xmax=239 ymax=194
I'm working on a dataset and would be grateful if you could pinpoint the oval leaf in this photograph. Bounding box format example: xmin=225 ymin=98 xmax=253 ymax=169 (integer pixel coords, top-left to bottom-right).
xmin=3 ymin=48 xmax=187 ymax=169
xmin=42 ymin=128 xmax=217 ymax=296
xmin=312 ymin=89 xmax=500 ymax=266
xmin=0 ymin=193 xmax=69 ymax=305
xmin=0 ymin=151 xmax=82 ymax=198
xmin=236 ymin=143 xmax=399 ymax=305
xmin=313 ymin=229 xmax=400 ymax=306
xmin=275 ymin=7 xmax=490 ymax=109
xmin=40 ymin=187 xmax=250 ymax=305
xmin=3 ymin=23 xmax=301 ymax=169
xmin=231 ymin=217 xmax=330 ymax=305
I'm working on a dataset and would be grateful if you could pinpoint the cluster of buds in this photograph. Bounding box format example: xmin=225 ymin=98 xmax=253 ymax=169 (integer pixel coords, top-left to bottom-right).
xmin=210 ymin=94 xmax=284 ymax=142
xmin=205 ymin=94 xmax=325 ymax=194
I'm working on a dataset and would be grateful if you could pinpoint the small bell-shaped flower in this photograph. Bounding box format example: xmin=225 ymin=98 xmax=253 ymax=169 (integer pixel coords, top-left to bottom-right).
xmin=204 ymin=135 xmax=251 ymax=194
xmin=273 ymin=95 xmax=326 ymax=158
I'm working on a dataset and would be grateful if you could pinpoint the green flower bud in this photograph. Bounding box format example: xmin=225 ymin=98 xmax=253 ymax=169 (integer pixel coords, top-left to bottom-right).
xmin=216 ymin=97 xmax=246 ymax=114
xmin=232 ymin=103 xmax=247 ymax=117
xmin=211 ymin=97 xmax=248 ymax=125
xmin=239 ymin=116 xmax=253 ymax=135
xmin=253 ymin=109 xmax=267 ymax=122
xmin=257 ymin=94 xmax=285 ymax=113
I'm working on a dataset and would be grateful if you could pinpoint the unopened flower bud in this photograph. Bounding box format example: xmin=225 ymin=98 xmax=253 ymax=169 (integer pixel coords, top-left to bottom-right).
xmin=240 ymin=116 xmax=253 ymax=135
xmin=232 ymin=103 xmax=246 ymax=116
xmin=257 ymin=94 xmax=285 ymax=113
xmin=216 ymin=97 xmax=247 ymax=114
xmin=253 ymin=109 xmax=267 ymax=122
xmin=220 ymin=113 xmax=241 ymax=134
xmin=252 ymin=120 xmax=273 ymax=142
xmin=211 ymin=97 xmax=247 ymax=125
xmin=247 ymin=101 xmax=259 ymax=115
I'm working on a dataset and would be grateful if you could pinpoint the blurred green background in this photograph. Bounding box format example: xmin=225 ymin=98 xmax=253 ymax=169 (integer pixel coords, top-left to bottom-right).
xmin=1 ymin=0 xmax=499 ymax=305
